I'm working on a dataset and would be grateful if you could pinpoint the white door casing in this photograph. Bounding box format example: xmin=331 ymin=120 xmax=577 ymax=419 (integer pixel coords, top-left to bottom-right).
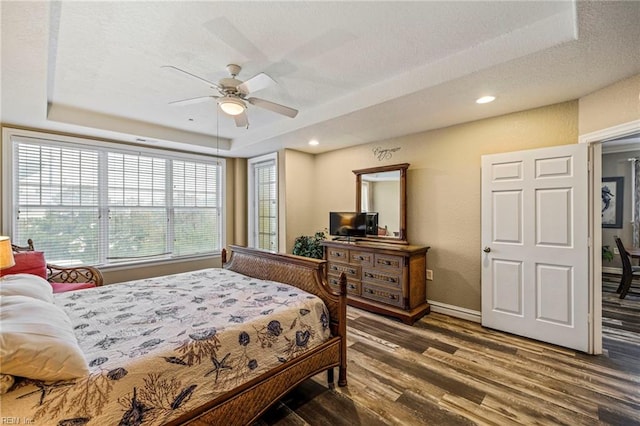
xmin=481 ymin=143 xmax=590 ymax=352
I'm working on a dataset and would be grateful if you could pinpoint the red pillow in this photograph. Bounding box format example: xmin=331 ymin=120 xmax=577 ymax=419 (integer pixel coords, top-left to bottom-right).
xmin=50 ymin=282 xmax=96 ymax=293
xmin=2 ymin=251 xmax=47 ymax=279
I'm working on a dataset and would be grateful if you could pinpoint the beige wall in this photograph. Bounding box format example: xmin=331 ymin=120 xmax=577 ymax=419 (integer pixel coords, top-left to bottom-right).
xmin=230 ymin=157 xmax=247 ymax=248
xmin=281 ymin=149 xmax=316 ymax=252
xmin=295 ymin=101 xmax=579 ymax=312
xmin=103 ymin=257 xmax=220 ymax=284
xmin=579 ymin=73 xmax=640 ymax=135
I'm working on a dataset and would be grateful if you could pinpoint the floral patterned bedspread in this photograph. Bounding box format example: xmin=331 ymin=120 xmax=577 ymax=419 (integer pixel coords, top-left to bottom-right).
xmin=1 ymin=268 xmax=331 ymax=425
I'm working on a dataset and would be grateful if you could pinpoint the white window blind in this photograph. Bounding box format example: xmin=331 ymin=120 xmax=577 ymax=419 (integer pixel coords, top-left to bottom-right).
xmin=172 ymin=160 xmax=219 ymax=256
xmin=14 ymin=141 xmax=100 ymax=265
xmin=107 ymin=153 xmax=168 ymax=261
xmin=9 ymin=134 xmax=223 ymax=267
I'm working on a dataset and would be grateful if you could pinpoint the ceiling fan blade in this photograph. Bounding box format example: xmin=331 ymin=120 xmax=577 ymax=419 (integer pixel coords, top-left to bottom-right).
xmin=203 ymin=17 xmax=268 ymax=62
xmin=233 ymin=111 xmax=249 ymax=128
xmin=247 ymin=97 xmax=298 ymax=118
xmin=237 ymin=73 xmax=275 ymax=95
xmin=162 ymin=65 xmax=220 ymax=90
xmin=168 ymin=95 xmax=218 ymax=106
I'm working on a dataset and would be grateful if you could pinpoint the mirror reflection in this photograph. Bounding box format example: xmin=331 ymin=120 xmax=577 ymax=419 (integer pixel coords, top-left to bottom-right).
xmin=354 ymin=163 xmax=408 ymax=243
xmin=360 ymin=171 xmax=400 ymax=237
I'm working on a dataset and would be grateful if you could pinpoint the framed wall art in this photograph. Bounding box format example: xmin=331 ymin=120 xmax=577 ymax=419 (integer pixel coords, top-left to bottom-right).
xmin=602 ymin=177 xmax=624 ymax=228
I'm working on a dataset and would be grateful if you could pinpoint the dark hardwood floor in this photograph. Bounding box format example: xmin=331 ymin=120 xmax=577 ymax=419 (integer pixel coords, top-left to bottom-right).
xmin=256 ymin=275 xmax=640 ymax=425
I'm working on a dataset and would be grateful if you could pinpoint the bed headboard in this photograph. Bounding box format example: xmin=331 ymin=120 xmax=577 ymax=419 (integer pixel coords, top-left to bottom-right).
xmin=222 ymin=245 xmax=346 ymax=335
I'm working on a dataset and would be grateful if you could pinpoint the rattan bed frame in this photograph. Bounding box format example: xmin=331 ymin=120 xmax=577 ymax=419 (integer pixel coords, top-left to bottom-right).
xmin=166 ymin=245 xmax=348 ymax=426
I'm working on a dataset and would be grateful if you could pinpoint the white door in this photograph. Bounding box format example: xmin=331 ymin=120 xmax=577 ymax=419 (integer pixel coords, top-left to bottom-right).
xmin=481 ymin=143 xmax=590 ymax=352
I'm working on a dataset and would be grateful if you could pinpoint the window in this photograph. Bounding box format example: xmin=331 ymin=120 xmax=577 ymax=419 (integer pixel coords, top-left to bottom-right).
xmin=3 ymin=129 xmax=224 ymax=266
xmin=248 ymin=153 xmax=278 ymax=251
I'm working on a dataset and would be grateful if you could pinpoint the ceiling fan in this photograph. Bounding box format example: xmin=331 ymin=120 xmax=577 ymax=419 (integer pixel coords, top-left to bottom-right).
xmin=163 ymin=64 xmax=298 ymax=128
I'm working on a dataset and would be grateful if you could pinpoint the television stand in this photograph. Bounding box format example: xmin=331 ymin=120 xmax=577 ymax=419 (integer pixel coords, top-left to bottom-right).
xmin=331 ymin=236 xmax=360 ymax=243
xmin=322 ymin=240 xmax=430 ymax=325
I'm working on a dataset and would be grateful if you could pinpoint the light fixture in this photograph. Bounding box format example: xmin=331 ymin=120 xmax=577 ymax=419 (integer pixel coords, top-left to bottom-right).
xmin=218 ymin=96 xmax=246 ymax=116
xmin=476 ymin=95 xmax=496 ymax=104
xmin=0 ymin=236 xmax=15 ymax=276
xmin=308 ymin=139 xmax=319 ymax=146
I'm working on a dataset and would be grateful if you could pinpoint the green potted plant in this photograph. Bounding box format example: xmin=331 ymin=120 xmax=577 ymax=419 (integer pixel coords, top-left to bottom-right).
xmin=292 ymin=231 xmax=327 ymax=259
xmin=602 ymin=245 xmax=614 ymax=262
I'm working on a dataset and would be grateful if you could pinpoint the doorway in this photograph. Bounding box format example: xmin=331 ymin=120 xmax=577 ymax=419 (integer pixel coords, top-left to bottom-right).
xmin=580 ymin=119 xmax=640 ymax=354
xmin=600 ymin=131 xmax=640 ymax=361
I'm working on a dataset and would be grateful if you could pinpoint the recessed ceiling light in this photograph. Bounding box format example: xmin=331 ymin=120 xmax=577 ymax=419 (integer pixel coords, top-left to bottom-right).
xmin=308 ymin=140 xmax=319 ymax=146
xmin=476 ymin=95 xmax=496 ymax=104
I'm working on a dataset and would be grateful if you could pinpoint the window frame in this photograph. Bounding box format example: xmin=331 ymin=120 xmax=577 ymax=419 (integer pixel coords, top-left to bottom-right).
xmin=2 ymin=127 xmax=226 ymax=269
xmin=247 ymin=152 xmax=278 ymax=252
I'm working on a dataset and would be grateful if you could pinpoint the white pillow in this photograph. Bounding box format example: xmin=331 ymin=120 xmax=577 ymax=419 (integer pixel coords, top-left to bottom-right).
xmin=0 ymin=295 xmax=89 ymax=381
xmin=0 ymin=273 xmax=54 ymax=303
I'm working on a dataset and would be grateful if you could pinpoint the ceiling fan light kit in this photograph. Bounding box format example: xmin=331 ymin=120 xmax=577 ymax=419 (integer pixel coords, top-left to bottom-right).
xmin=165 ymin=63 xmax=298 ymax=127
xmin=218 ymin=96 xmax=246 ymax=115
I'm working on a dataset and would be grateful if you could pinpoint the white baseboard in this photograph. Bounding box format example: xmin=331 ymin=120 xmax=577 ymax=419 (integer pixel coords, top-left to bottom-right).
xmin=602 ymin=266 xmax=622 ymax=275
xmin=428 ymin=300 xmax=481 ymax=323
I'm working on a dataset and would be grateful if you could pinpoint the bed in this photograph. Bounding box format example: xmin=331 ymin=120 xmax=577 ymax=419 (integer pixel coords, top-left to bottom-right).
xmin=0 ymin=245 xmax=347 ymax=425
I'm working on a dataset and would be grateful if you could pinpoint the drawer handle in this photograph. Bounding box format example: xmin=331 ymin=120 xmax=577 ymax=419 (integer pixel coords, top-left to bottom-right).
xmin=363 ymin=288 xmax=397 ymax=300
xmin=331 ymin=265 xmax=338 ymax=271
xmin=348 ymin=269 xmax=356 ymax=275
xmin=348 ymin=284 xmax=356 ymax=290
xmin=364 ymin=272 xmax=398 ymax=283
xmin=332 ymin=251 xmax=345 ymax=257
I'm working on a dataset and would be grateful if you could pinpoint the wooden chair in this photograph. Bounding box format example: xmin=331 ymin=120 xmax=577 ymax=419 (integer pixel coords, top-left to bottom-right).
xmin=10 ymin=239 xmax=104 ymax=289
xmin=613 ymin=236 xmax=640 ymax=299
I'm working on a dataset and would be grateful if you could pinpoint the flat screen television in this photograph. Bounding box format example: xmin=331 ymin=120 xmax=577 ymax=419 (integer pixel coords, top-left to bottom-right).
xmin=329 ymin=212 xmax=367 ymax=239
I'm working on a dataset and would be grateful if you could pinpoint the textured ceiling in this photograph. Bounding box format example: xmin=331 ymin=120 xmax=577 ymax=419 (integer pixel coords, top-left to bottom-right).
xmin=1 ymin=1 xmax=639 ymax=157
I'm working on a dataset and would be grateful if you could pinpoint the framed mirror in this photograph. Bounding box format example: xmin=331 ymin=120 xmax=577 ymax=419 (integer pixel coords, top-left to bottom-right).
xmin=353 ymin=163 xmax=408 ymax=244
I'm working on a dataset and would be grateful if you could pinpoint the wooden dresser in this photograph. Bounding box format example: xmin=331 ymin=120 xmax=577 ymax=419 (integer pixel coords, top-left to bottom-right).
xmin=321 ymin=240 xmax=430 ymax=325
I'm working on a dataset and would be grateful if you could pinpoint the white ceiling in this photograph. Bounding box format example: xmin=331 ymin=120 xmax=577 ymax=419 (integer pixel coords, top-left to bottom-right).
xmin=1 ymin=1 xmax=639 ymax=158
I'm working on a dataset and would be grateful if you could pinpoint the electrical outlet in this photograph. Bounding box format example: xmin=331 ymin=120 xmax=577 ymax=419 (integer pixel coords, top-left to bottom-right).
xmin=614 ymin=247 xmax=619 ymax=254
xmin=426 ymin=269 xmax=433 ymax=281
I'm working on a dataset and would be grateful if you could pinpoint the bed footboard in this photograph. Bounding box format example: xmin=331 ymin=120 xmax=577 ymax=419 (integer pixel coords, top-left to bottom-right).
xmin=172 ymin=338 xmax=343 ymax=426
xmin=223 ymin=245 xmax=347 ymax=385
xmin=172 ymin=246 xmax=348 ymax=425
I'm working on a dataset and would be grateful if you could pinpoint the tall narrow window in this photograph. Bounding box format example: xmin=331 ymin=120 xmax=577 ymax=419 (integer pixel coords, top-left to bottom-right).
xmin=5 ymin=130 xmax=224 ymax=267
xmin=248 ymin=153 xmax=278 ymax=251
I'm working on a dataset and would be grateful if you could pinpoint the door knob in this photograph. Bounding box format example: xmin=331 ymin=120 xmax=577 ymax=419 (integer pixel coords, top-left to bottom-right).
xmin=483 ymin=246 xmax=491 ymax=253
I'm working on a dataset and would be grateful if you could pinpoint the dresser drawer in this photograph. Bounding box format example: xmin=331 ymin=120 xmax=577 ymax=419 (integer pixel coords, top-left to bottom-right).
xmin=327 ymin=262 xmax=361 ymax=280
xmin=349 ymin=250 xmax=374 ymax=268
xmin=326 ymin=247 xmax=349 ymax=262
xmin=362 ymin=268 xmax=402 ymax=289
xmin=374 ymin=254 xmax=403 ymax=272
xmin=361 ymin=283 xmax=404 ymax=308
xmin=328 ymin=274 xmax=361 ymax=295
